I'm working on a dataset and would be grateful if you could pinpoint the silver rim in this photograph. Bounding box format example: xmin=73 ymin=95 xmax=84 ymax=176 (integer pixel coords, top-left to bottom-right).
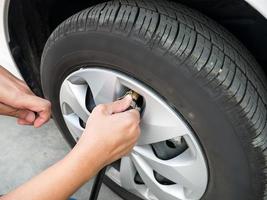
xmin=59 ymin=68 xmax=208 ymax=200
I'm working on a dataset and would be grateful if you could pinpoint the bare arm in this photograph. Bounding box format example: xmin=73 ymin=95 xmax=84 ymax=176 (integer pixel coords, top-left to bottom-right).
xmin=1 ymin=147 xmax=101 ymax=200
xmin=0 ymin=96 xmax=140 ymax=200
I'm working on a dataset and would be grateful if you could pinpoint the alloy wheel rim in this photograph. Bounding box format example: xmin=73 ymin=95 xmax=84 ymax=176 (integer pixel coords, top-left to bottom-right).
xmin=59 ymin=68 xmax=208 ymax=200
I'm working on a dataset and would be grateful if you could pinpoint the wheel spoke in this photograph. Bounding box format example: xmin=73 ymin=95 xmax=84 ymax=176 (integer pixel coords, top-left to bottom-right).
xmin=131 ymin=153 xmax=185 ymax=200
xmin=120 ymin=157 xmax=160 ymax=200
xmin=60 ymin=79 xmax=89 ymax=122
xmin=138 ymin=94 xmax=190 ymax=145
xmin=75 ymin=69 xmax=120 ymax=105
xmin=138 ymin=123 xmax=187 ymax=145
xmin=132 ymin=145 xmax=207 ymax=199
xmin=120 ymin=157 xmax=137 ymax=190
xmin=63 ymin=113 xmax=84 ymax=140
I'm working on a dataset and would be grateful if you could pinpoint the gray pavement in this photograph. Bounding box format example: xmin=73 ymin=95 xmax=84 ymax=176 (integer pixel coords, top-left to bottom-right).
xmin=0 ymin=116 xmax=122 ymax=200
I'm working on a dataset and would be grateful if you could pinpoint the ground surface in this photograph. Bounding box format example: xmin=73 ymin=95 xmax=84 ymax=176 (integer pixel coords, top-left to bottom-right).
xmin=0 ymin=116 xmax=122 ymax=200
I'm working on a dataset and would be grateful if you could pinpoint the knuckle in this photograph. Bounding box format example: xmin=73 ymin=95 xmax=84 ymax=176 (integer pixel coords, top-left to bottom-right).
xmin=41 ymin=100 xmax=51 ymax=113
xmin=45 ymin=100 xmax=51 ymax=109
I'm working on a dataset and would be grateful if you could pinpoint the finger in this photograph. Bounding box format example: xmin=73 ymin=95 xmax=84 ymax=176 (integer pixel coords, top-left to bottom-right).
xmin=34 ymin=116 xmax=50 ymax=128
xmin=17 ymin=110 xmax=36 ymax=123
xmin=119 ymin=108 xmax=140 ymax=123
xmin=16 ymin=95 xmax=51 ymax=127
xmin=105 ymin=95 xmax=132 ymax=114
xmin=127 ymin=108 xmax=141 ymax=117
xmin=17 ymin=118 xmax=34 ymax=125
xmin=0 ymin=102 xmax=37 ymax=123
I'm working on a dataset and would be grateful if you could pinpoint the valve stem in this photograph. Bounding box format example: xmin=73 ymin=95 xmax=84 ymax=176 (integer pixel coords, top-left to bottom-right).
xmin=120 ymin=90 xmax=141 ymax=111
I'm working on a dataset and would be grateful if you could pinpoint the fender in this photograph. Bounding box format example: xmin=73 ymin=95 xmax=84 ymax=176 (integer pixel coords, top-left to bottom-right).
xmin=245 ymin=0 xmax=267 ymax=19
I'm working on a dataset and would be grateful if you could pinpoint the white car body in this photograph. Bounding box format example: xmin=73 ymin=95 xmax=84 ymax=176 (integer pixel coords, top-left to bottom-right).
xmin=0 ymin=0 xmax=267 ymax=79
xmin=0 ymin=0 xmax=21 ymax=78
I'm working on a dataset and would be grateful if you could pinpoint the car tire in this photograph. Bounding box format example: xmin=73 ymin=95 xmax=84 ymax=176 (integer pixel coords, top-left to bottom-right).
xmin=41 ymin=0 xmax=267 ymax=199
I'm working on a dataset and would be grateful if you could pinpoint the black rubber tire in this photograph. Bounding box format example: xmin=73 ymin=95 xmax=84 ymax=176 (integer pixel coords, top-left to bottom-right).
xmin=41 ymin=1 xmax=267 ymax=200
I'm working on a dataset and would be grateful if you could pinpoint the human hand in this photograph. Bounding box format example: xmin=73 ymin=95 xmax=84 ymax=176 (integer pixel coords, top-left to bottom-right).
xmin=0 ymin=96 xmax=140 ymax=200
xmin=0 ymin=66 xmax=51 ymax=127
xmin=74 ymin=95 xmax=141 ymax=169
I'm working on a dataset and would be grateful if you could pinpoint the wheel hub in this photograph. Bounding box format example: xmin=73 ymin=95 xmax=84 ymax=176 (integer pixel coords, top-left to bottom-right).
xmin=59 ymin=68 xmax=208 ymax=200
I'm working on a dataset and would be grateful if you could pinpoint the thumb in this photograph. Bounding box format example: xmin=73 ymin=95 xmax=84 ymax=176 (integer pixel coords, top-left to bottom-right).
xmin=106 ymin=95 xmax=132 ymax=114
xmin=17 ymin=110 xmax=36 ymax=123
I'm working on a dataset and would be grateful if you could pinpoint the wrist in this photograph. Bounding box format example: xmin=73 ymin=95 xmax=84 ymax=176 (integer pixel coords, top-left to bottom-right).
xmin=64 ymin=140 xmax=107 ymax=181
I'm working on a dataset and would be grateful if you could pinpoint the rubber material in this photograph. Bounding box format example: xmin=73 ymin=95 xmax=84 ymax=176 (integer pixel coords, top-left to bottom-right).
xmin=89 ymin=167 xmax=107 ymax=200
xmin=41 ymin=1 xmax=267 ymax=199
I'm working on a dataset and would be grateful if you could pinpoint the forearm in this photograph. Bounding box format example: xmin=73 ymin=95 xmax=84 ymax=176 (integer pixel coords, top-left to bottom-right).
xmin=0 ymin=96 xmax=139 ymax=200
xmin=1 ymin=144 xmax=103 ymax=200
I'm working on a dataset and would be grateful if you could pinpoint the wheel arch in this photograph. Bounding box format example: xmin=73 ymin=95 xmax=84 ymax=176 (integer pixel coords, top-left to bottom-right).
xmin=6 ymin=0 xmax=267 ymax=95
